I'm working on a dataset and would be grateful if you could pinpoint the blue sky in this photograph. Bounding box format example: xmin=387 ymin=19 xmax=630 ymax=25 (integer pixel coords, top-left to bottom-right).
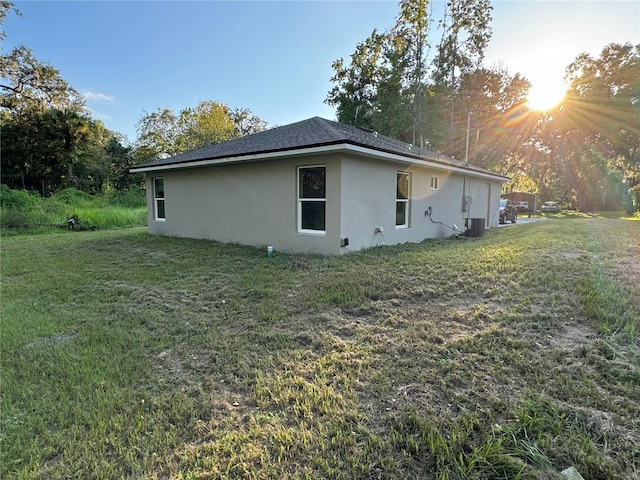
xmin=3 ymin=1 xmax=639 ymax=143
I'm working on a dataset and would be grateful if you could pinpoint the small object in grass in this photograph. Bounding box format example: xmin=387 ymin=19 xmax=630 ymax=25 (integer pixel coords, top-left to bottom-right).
xmin=288 ymin=256 xmax=312 ymax=270
xmin=232 ymin=402 xmax=240 ymax=407
xmin=561 ymin=466 xmax=585 ymax=480
xmin=24 ymin=332 xmax=77 ymax=349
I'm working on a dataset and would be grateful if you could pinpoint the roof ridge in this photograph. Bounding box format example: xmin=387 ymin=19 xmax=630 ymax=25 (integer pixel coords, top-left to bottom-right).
xmin=310 ymin=117 xmax=347 ymax=141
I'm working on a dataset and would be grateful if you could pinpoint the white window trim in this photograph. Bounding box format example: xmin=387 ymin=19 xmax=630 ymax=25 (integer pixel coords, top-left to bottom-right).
xmin=396 ymin=171 xmax=410 ymax=229
xmin=153 ymin=177 xmax=165 ymax=222
xmin=430 ymin=175 xmax=439 ymax=190
xmin=297 ymin=165 xmax=326 ymax=235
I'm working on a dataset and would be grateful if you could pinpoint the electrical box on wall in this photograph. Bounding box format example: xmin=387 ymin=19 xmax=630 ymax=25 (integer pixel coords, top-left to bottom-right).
xmin=341 ymin=237 xmax=349 ymax=248
xmin=462 ymin=195 xmax=473 ymax=211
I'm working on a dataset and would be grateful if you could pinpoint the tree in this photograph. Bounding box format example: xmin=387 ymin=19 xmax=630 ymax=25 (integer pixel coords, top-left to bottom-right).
xmin=0 ymin=45 xmax=80 ymax=110
xmin=433 ymin=0 xmax=493 ymax=148
xmin=1 ymin=3 xmax=80 ymax=111
xmin=0 ymin=1 xmax=145 ymax=195
xmin=0 ymin=104 xmax=125 ymax=195
xmin=229 ymin=107 xmax=268 ymax=136
xmin=537 ymin=43 xmax=640 ymax=210
xmin=326 ymin=1 xmax=441 ymax=144
xmin=175 ymin=101 xmax=237 ymax=152
xmin=326 ymin=30 xmax=385 ymax=130
xmin=387 ymin=0 xmax=432 ymax=144
xmin=433 ymin=0 xmax=493 ymax=83
xmin=326 ymin=0 xmax=493 ymax=151
xmin=134 ymin=108 xmax=180 ymax=164
xmin=451 ymin=66 xmax=533 ymax=169
xmin=107 ymin=135 xmax=142 ymax=192
xmin=563 ymin=43 xmax=640 ymax=180
xmin=134 ymin=101 xmax=267 ymax=163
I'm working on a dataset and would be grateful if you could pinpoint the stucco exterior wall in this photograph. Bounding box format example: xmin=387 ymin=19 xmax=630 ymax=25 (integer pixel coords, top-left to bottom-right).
xmin=465 ymin=177 xmax=502 ymax=228
xmin=146 ymin=155 xmax=343 ymax=254
xmin=144 ymin=153 xmax=504 ymax=255
xmin=339 ymin=156 xmax=470 ymax=250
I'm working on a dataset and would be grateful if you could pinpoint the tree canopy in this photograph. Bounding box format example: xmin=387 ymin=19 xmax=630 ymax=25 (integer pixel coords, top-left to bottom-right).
xmin=0 ymin=1 xmax=267 ymax=197
xmin=326 ymin=0 xmax=639 ymax=212
xmin=2 ymin=0 xmax=638 ymax=212
xmin=326 ymin=0 xmax=495 ymax=150
xmin=134 ymin=101 xmax=268 ymax=165
xmin=530 ymin=43 xmax=640 ymax=210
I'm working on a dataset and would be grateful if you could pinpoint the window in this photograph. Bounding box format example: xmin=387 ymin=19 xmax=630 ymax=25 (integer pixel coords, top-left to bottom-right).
xmin=298 ymin=166 xmax=326 ymax=233
xmin=153 ymin=177 xmax=165 ymax=221
xmin=430 ymin=175 xmax=439 ymax=190
xmin=396 ymin=172 xmax=410 ymax=228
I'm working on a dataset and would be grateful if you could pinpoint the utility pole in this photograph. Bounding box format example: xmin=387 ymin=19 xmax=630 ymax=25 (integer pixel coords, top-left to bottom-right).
xmin=464 ymin=111 xmax=472 ymax=165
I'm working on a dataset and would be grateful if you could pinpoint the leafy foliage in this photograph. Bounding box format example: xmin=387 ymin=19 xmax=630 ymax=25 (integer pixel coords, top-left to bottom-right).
xmin=326 ymin=0 xmax=639 ymax=211
xmin=0 ymin=2 xmax=139 ymax=196
xmin=326 ymin=0 xmax=496 ymax=151
xmin=526 ymin=43 xmax=640 ymax=210
xmin=0 ymin=3 xmax=264 ymax=197
xmin=0 ymin=44 xmax=80 ymax=110
xmin=0 ymin=185 xmax=146 ymax=230
xmin=433 ymin=0 xmax=494 ymax=83
xmin=326 ymin=30 xmax=385 ymax=131
xmin=0 ymin=104 xmax=135 ymax=195
xmin=134 ymin=101 xmax=268 ymax=164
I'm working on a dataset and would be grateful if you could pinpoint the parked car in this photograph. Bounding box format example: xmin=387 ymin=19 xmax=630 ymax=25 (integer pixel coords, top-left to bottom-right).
xmin=541 ymin=201 xmax=560 ymax=213
xmin=499 ymin=199 xmax=517 ymax=224
xmin=515 ymin=201 xmax=530 ymax=215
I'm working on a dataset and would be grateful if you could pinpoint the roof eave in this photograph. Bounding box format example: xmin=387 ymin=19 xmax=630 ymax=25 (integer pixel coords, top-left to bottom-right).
xmin=130 ymin=143 xmax=510 ymax=182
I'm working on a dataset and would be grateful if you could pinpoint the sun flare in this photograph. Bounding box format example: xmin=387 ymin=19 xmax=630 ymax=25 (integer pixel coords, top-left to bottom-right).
xmin=527 ymin=81 xmax=567 ymax=111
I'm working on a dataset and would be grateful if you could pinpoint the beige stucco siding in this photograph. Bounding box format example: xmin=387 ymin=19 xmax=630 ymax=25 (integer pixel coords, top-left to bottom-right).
xmin=144 ymin=152 xmax=504 ymax=254
xmin=339 ymin=156 xmax=481 ymax=249
xmin=338 ymin=156 xmax=394 ymax=250
xmin=146 ymin=155 xmax=344 ymax=254
xmin=465 ymin=177 xmax=501 ymax=228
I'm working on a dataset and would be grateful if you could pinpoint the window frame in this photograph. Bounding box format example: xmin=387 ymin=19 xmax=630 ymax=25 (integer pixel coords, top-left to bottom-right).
xmin=153 ymin=177 xmax=165 ymax=221
xmin=297 ymin=165 xmax=326 ymax=234
xmin=430 ymin=175 xmax=439 ymax=190
xmin=396 ymin=171 xmax=410 ymax=229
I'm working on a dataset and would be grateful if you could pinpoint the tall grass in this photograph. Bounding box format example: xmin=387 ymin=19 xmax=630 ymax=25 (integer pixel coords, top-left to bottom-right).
xmin=0 ymin=185 xmax=147 ymax=231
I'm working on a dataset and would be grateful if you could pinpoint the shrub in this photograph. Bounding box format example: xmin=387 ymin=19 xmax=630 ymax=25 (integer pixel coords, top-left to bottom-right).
xmin=0 ymin=185 xmax=40 ymax=210
xmin=51 ymin=188 xmax=95 ymax=206
xmin=0 ymin=185 xmax=147 ymax=230
xmin=104 ymin=189 xmax=147 ymax=208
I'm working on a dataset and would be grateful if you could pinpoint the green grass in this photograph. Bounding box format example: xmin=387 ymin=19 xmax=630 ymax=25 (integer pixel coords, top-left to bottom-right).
xmin=0 ymin=186 xmax=147 ymax=232
xmin=1 ymin=217 xmax=639 ymax=479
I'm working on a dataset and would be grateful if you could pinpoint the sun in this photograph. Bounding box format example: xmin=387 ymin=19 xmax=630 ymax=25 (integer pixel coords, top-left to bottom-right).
xmin=527 ymin=80 xmax=567 ymax=111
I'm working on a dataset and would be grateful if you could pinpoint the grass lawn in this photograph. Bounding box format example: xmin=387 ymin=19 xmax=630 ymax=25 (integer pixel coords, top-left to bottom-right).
xmin=1 ymin=216 xmax=639 ymax=479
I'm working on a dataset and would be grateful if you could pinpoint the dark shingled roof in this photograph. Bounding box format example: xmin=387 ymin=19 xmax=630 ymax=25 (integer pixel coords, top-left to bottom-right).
xmin=132 ymin=116 xmax=504 ymax=178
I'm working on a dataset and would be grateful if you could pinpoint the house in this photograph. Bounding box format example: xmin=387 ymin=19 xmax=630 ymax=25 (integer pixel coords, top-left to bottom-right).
xmin=130 ymin=117 xmax=509 ymax=255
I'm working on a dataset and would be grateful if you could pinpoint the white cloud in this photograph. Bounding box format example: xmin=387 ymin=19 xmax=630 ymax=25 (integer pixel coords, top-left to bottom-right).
xmin=93 ymin=112 xmax=112 ymax=121
xmin=82 ymin=91 xmax=115 ymax=102
xmin=84 ymin=106 xmax=112 ymax=121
